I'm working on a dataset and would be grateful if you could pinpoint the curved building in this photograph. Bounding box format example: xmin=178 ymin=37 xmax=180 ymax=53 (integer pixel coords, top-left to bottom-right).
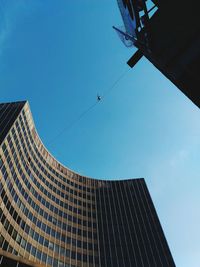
xmin=0 ymin=101 xmax=175 ymax=267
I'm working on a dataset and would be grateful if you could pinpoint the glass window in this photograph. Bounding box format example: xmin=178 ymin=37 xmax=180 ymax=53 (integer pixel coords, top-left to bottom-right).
xmin=34 ymin=232 xmax=39 ymax=242
xmin=4 ymin=219 xmax=9 ymax=230
xmin=26 ymin=242 xmax=31 ymax=253
xmin=2 ymin=240 xmax=9 ymax=250
xmin=44 ymin=239 xmax=49 ymax=248
xmin=12 ymin=229 xmax=17 ymax=240
xmin=39 ymin=235 xmax=44 ymax=245
xmin=47 ymin=256 xmax=52 ymax=265
xmin=36 ymin=249 xmax=41 ymax=260
xmin=0 ymin=235 xmax=4 ymax=247
xmin=16 ymin=233 xmax=22 ymax=245
xmin=41 ymin=252 xmax=47 ymax=263
xmin=48 ymin=241 xmax=54 ymax=250
xmin=8 ymin=224 xmax=13 ymax=236
xmin=31 ymin=245 xmax=36 ymax=257
xmin=21 ymin=238 xmax=26 ymax=248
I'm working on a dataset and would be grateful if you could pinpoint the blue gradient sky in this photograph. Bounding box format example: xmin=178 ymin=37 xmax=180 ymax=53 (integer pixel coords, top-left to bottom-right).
xmin=0 ymin=1 xmax=200 ymax=266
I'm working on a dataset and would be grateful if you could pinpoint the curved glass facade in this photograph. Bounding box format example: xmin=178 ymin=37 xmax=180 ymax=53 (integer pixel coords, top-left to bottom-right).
xmin=0 ymin=101 xmax=175 ymax=267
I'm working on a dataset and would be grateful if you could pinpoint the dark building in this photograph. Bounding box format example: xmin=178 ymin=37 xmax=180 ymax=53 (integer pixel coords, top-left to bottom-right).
xmin=0 ymin=101 xmax=175 ymax=266
xmin=117 ymin=0 xmax=200 ymax=108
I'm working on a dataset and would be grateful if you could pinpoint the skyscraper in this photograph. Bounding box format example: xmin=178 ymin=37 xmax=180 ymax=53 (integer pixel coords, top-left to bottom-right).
xmin=116 ymin=0 xmax=200 ymax=108
xmin=0 ymin=101 xmax=175 ymax=267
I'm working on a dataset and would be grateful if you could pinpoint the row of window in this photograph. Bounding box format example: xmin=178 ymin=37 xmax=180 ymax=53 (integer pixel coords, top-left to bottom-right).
xmin=0 ymin=233 xmax=75 ymax=267
xmin=0 ymin=168 xmax=97 ymax=242
xmin=0 ymin=203 xmax=93 ymax=258
xmin=0 ymin=187 xmax=98 ymax=265
xmin=0 ymin=149 xmax=97 ymax=229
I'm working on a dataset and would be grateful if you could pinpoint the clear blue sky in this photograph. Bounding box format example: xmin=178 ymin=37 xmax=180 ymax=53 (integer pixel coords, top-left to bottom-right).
xmin=0 ymin=1 xmax=200 ymax=266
